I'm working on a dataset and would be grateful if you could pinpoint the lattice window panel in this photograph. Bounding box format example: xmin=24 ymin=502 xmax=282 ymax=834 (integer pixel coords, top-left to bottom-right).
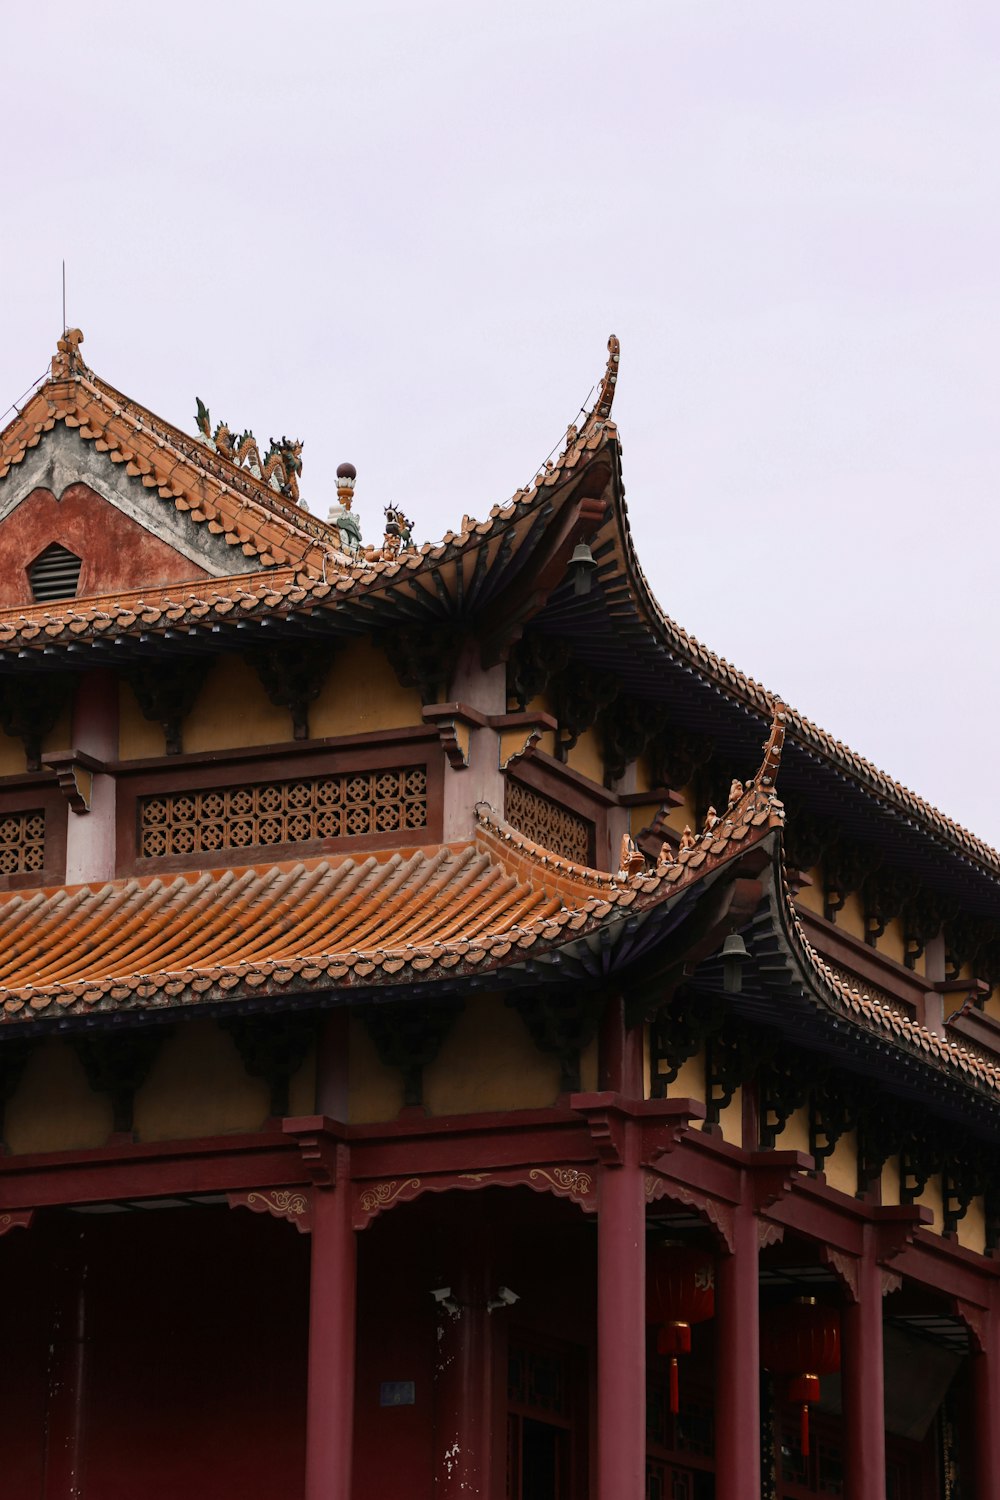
xmin=139 ymin=767 xmax=428 ymax=858
xmin=505 ymin=780 xmax=593 ymax=866
xmin=0 ymin=808 xmax=45 ymax=874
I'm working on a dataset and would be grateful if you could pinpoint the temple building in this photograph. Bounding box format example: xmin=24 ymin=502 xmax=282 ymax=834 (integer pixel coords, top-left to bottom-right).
xmin=2 ymin=328 xmax=1000 ymax=1500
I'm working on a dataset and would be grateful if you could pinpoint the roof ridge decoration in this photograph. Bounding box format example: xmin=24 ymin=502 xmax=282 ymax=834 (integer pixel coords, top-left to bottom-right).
xmin=194 ymin=397 xmax=304 ymax=506
xmin=0 ymin=330 xmax=349 ymax=576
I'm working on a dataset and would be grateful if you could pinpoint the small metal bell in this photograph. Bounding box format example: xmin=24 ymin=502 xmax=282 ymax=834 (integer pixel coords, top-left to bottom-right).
xmin=569 ymin=541 xmax=598 ymax=595
xmin=721 ymin=930 xmax=750 ymax=993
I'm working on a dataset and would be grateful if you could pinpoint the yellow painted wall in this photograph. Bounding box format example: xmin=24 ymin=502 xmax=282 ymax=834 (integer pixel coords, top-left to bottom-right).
xmin=5 ymin=1038 xmax=113 ymax=1154
xmin=0 ymin=733 xmax=29 ymax=775
xmin=789 ymin=868 xmax=824 ymax=917
xmin=718 ymin=1086 xmax=742 ymax=1147
xmin=525 ymin=695 xmax=557 ymax=760
xmin=348 ymin=1014 xmax=404 ymax=1123
xmin=310 ymin=638 xmax=423 ymax=738
xmin=881 ymin=1154 xmax=901 ymax=1206
xmin=914 ymin=1174 xmax=943 ymax=1233
xmin=778 ymin=1104 xmax=811 ymax=1158
xmin=183 ymin=657 xmax=290 ymax=753
xmin=665 ymin=1048 xmax=705 ymax=1110
xmin=40 ymin=698 xmax=74 ymax=757
xmin=133 ymin=1020 xmax=270 ymax=1140
xmin=424 ymin=996 xmax=561 ymax=1116
xmin=825 ymin=1129 xmax=858 ymax=1198
xmin=565 ymin=725 xmax=605 ymax=787
xmin=118 ymin=680 xmax=164 ymax=759
xmin=958 ymin=1196 xmax=986 ymax=1255
xmin=876 ymin=918 xmax=905 ymax=966
xmin=118 ymin=637 xmax=424 ymax=762
xmin=836 ymin=890 xmax=866 ymax=943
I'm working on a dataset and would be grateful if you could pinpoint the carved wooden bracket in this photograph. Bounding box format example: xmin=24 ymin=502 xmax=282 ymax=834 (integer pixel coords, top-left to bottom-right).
xmin=126 ymin=658 xmax=209 ymax=756
xmin=748 ymin=1151 xmax=812 ymax=1213
xmin=381 ymin=625 xmax=463 ymax=706
xmin=821 ymin=1245 xmax=861 ymax=1303
xmin=227 ymin=1187 xmax=313 ymax=1234
xmin=570 ymin=1092 xmax=703 ymax=1168
xmin=283 ymin=1116 xmax=349 ymax=1187
xmin=874 ymin=1203 xmax=933 ymax=1263
xmin=0 ymin=1210 xmax=33 ymax=1237
xmin=221 ymin=1012 xmax=319 ymax=1118
xmin=421 ymin=702 xmax=487 ymax=770
xmin=350 ymin=1163 xmax=598 ymax=1231
xmin=247 ymin=642 xmax=336 ymax=741
xmin=363 ymin=999 xmax=464 ymax=1110
xmin=494 ymin=709 xmax=557 ymax=772
xmin=0 ymin=672 xmax=73 ymax=772
xmin=73 ymin=1028 xmax=170 ymax=1138
xmin=508 ymin=991 xmax=604 ymax=1095
xmin=951 ymin=1297 xmax=989 ymax=1353
xmin=759 ymin=1220 xmax=785 ymax=1251
xmin=644 ymin=1173 xmax=736 ymax=1252
xmin=42 ymin=748 xmax=105 ymax=814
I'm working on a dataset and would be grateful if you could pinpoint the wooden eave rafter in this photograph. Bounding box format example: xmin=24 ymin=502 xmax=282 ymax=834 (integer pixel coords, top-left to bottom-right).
xmin=684 ymin=835 xmax=1000 ymax=1133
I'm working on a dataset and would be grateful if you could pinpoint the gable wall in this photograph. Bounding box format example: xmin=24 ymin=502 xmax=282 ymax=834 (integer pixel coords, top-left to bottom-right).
xmin=0 ymin=482 xmax=211 ymax=606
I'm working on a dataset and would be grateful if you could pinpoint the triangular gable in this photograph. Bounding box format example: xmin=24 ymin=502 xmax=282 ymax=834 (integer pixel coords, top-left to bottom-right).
xmin=0 ymin=331 xmax=344 ymax=605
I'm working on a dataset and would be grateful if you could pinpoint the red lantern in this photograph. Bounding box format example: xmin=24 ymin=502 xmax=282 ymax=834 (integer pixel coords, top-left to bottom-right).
xmin=761 ymin=1297 xmax=840 ymax=1459
xmin=646 ymin=1244 xmax=715 ymax=1417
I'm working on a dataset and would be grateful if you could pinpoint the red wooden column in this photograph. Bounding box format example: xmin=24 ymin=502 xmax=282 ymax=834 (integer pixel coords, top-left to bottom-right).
xmin=972 ymin=1299 xmax=1000 ymax=1500
xmin=304 ymin=1145 xmax=356 ymax=1500
xmin=842 ymin=1227 xmax=884 ymax=1500
xmin=715 ymin=1195 xmax=760 ymax=1500
xmin=432 ymin=1261 xmax=494 ymax=1498
xmin=42 ymin=1233 xmax=88 ymax=1500
xmin=596 ymin=1120 xmax=647 ymax=1500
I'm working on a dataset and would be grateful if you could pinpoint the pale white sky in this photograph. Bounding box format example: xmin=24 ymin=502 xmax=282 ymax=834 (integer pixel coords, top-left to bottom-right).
xmin=3 ymin=3 xmax=999 ymax=844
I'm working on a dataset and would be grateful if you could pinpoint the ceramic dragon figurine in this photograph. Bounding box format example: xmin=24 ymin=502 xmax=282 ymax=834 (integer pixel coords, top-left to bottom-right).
xmin=194 ymin=398 xmax=303 ymax=503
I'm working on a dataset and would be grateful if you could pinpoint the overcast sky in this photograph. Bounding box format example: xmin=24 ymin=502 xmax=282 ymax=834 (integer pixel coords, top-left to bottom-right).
xmin=3 ymin=3 xmax=999 ymax=845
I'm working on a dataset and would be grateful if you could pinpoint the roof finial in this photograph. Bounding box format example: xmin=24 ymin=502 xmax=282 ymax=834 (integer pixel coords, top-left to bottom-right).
xmin=51 ymin=327 xmax=84 ymax=381
xmin=593 ymin=334 xmax=620 ymax=422
xmin=328 ymin=462 xmax=362 ymax=555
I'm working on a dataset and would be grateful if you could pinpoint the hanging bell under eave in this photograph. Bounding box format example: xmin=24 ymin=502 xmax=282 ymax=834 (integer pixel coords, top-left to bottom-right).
xmin=721 ymin=930 xmax=751 ymax=993
xmin=569 ymin=542 xmax=598 ymax=595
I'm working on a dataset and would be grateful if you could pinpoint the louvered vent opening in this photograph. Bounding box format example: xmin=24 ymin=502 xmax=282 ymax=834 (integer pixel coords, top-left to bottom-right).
xmin=27 ymin=544 xmax=83 ymax=602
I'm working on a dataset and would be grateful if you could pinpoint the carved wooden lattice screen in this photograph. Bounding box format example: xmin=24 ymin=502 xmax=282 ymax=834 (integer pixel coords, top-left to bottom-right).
xmin=505 ymin=780 xmax=593 ymax=865
xmin=139 ymin=767 xmax=428 ymax=858
xmin=0 ymin=809 xmax=45 ymax=874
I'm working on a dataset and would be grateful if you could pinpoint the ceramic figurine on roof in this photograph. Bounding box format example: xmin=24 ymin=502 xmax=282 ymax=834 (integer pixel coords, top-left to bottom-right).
xmin=327 ymin=460 xmax=362 ymax=554
xmin=1 ymin=328 xmax=1000 ymax=1500
xmin=194 ymin=398 xmax=304 ymax=503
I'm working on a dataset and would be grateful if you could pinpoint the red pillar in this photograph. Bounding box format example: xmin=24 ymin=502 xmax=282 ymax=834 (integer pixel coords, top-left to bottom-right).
xmin=305 ymin=1147 xmax=356 ymax=1500
xmin=973 ymin=1302 xmax=1000 ymax=1500
xmin=715 ymin=1196 xmax=760 ymax=1500
xmin=42 ymin=1235 xmax=87 ymax=1500
xmin=842 ymin=1229 xmax=884 ymax=1500
xmin=432 ymin=1263 xmax=494 ymax=1498
xmin=597 ymin=1132 xmax=647 ymax=1500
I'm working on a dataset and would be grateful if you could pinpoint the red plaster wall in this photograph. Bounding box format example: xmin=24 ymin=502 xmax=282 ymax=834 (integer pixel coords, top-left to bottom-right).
xmin=0 ymin=483 xmax=210 ymax=605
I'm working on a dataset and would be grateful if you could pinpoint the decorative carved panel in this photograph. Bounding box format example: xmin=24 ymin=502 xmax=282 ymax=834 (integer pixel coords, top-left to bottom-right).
xmin=139 ymin=766 xmax=428 ymax=858
xmin=505 ymin=779 xmax=592 ymax=865
xmin=0 ymin=808 xmax=44 ymax=874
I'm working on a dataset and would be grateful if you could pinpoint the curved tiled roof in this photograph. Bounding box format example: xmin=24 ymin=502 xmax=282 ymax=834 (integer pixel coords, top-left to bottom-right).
xmin=2 ymin=335 xmax=996 ymax=887
xmin=0 ymin=757 xmax=784 ymax=1025
xmin=0 ymin=360 xmax=345 ymax=574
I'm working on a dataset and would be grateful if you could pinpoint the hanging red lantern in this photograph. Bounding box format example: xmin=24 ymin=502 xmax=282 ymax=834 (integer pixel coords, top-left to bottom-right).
xmin=646 ymin=1244 xmax=715 ymax=1417
xmin=761 ymin=1296 xmax=840 ymax=1459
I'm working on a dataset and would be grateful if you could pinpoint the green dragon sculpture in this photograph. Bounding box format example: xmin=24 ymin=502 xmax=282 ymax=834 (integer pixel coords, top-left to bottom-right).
xmin=195 ymin=398 xmax=303 ymax=504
